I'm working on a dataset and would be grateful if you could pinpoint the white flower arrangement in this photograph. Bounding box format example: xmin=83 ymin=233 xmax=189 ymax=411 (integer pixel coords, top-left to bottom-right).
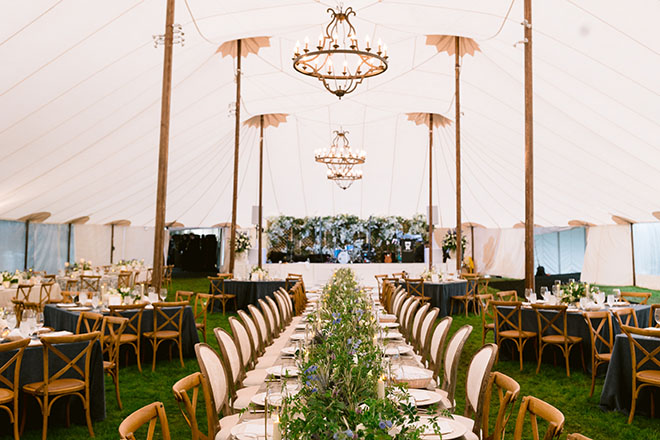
xmin=420 ymin=267 xmax=437 ymax=281
xmin=250 ymin=266 xmax=269 ymax=280
xmin=235 ymin=231 xmax=251 ymax=254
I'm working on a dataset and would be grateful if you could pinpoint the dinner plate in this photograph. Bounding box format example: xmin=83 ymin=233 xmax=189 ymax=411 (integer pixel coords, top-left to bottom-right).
xmin=67 ymin=306 xmax=92 ymax=312
xmin=280 ymin=346 xmax=298 ymax=356
xmin=384 ymin=345 xmax=413 ymax=356
xmin=56 ymin=303 xmax=77 ymax=308
xmin=380 ymin=322 xmax=400 ymax=329
xmin=294 ymin=323 xmax=307 ymax=330
xmin=382 ymin=331 xmax=403 ymax=340
xmin=230 ymin=419 xmax=274 ymax=439
xmin=266 ymin=365 xmax=299 ymax=377
xmin=407 ymin=389 xmax=443 ymax=407
xmin=250 ymin=392 xmax=286 ymax=407
xmin=414 ymin=417 xmax=467 ymax=440
xmin=289 ymin=333 xmax=306 ymax=341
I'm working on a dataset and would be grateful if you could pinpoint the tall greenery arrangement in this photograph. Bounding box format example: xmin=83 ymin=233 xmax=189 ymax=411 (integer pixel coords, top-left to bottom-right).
xmin=281 ymin=268 xmax=438 ymax=439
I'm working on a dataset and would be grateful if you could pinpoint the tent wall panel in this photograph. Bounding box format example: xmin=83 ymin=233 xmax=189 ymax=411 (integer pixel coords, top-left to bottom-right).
xmin=473 ymin=227 xmax=525 ymax=279
xmin=558 ymin=227 xmax=586 ymax=274
xmin=0 ymin=221 xmax=27 ymax=272
xmin=113 ymin=225 xmax=157 ymax=264
xmin=73 ymin=224 xmax=112 ymax=266
xmin=581 ymin=225 xmax=633 ymax=286
xmin=27 ymin=223 xmax=68 ymax=274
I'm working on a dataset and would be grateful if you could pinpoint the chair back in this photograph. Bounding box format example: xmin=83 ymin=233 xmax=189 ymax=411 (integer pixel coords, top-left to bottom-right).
xmin=118 ymin=271 xmax=133 ymax=289
xmin=39 ymin=331 xmax=100 ymax=396
xmin=238 ymin=309 xmax=262 ymax=355
xmin=440 ymin=325 xmax=473 ymax=406
xmin=229 ymin=317 xmax=254 ymax=370
xmin=391 ymin=290 xmax=406 ymax=317
xmin=273 ymin=292 xmax=289 ymax=327
xmin=249 ymin=304 xmax=270 ymax=346
xmin=513 ymin=395 xmax=565 ymax=440
xmin=80 ymin=275 xmax=101 ymax=292
xmin=101 ymin=315 xmax=129 ymax=366
xmin=65 ymin=279 xmax=79 ymax=291
xmin=392 ymin=271 xmax=405 ymax=280
xmin=402 ymin=298 xmax=420 ymax=339
xmin=258 ymin=298 xmax=277 ymax=338
xmin=476 ymin=294 xmax=494 ymax=327
xmin=172 ymin=372 xmax=209 ymax=440
xmin=582 ymin=311 xmax=614 ymax=359
xmin=76 ymin=311 xmax=104 ymax=334
xmin=194 ymin=343 xmax=231 ymax=418
xmin=481 ymin=372 xmax=521 ymax=440
xmin=207 ymin=276 xmax=227 ymax=296
xmin=429 ymin=316 xmax=453 ymax=371
xmin=612 ymin=307 xmax=639 ymax=328
xmin=531 ymin=304 xmax=569 ymax=339
xmin=405 ymin=278 xmax=425 ymax=300
xmin=464 ymin=344 xmax=499 ymax=438
xmin=375 ymin=274 xmax=387 ymax=296
xmin=0 ymin=338 xmax=30 ymax=409
xmin=620 ymin=291 xmax=651 ymax=305
xmin=119 ymin=401 xmax=171 ymax=440
xmin=109 ymin=303 xmax=147 ymax=338
xmin=411 ymin=303 xmax=430 ymax=346
xmin=39 ymin=281 xmax=55 ymax=306
xmin=496 ymin=290 xmax=518 ymax=302
xmin=620 ymin=325 xmax=660 ymax=378
xmin=14 ymin=284 xmax=33 ymax=302
xmin=478 ymin=277 xmax=490 ymax=296
xmin=152 ymin=301 xmax=187 ymax=334
xmin=491 ymin=301 xmax=525 ymax=334
xmin=285 ymin=276 xmax=300 ymax=291
xmin=193 ymin=293 xmax=211 ymax=330
xmin=419 ymin=307 xmax=440 ymax=359
xmin=397 ymin=296 xmax=413 ymax=322
xmin=175 ymin=290 xmax=194 ymax=303
xmin=265 ymin=296 xmax=282 ymax=331
xmin=214 ymin=328 xmax=243 ymax=395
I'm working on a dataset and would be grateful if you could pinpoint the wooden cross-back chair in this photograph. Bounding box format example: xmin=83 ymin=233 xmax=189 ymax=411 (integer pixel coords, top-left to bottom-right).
xmin=620 ymin=325 xmax=660 ymax=423
xmin=162 ymin=265 xmax=174 ymax=288
xmin=612 ymin=307 xmax=639 ymax=329
xmin=192 ymin=293 xmax=212 ymax=343
xmin=491 ymin=300 xmax=537 ymax=371
xmin=79 ymin=275 xmax=101 ymax=292
xmin=383 ymin=278 xmax=400 ymax=312
xmin=101 ymin=315 xmax=128 ymax=409
xmin=207 ymin=275 xmax=236 ymax=315
xmin=451 ymin=276 xmax=479 ymax=316
xmin=531 ymin=304 xmax=584 ymax=377
xmin=582 ymin=311 xmax=614 ymax=396
xmin=284 ymin=276 xmax=300 ymax=291
xmin=22 ymin=331 xmax=101 ymax=440
xmin=405 ymin=278 xmax=431 ymax=305
xmin=619 ymin=291 xmax=651 ymax=305
xmin=512 ymin=395 xmax=565 ymax=440
xmin=39 ymin=281 xmax=56 ymax=307
xmin=109 ymin=303 xmax=147 ymax=372
xmin=496 ymin=290 xmax=518 ymax=302
xmin=65 ymin=278 xmax=79 ymax=292
xmin=375 ymin=274 xmax=388 ymax=299
xmin=117 ymin=271 xmax=133 ymax=289
xmin=175 ymin=290 xmax=194 ymax=303
xmin=119 ymin=401 xmax=171 ymax=440
xmin=0 ymin=338 xmax=30 ymax=440
xmin=478 ymin=276 xmax=490 ymax=296
xmin=172 ymin=373 xmax=207 ymax=440
xmin=13 ymin=284 xmax=33 ymax=303
xmin=144 ymin=301 xmax=188 ymax=371
xmin=481 ymin=372 xmax=521 ymax=440
xmin=476 ymin=293 xmax=495 ymax=345
xmin=461 ymin=344 xmax=499 ymax=440
xmin=76 ymin=311 xmax=104 ymax=334
xmin=391 ymin=271 xmax=406 ymax=280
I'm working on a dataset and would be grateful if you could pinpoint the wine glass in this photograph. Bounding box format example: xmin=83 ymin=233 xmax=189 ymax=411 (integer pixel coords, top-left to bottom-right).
xmin=159 ymin=288 xmax=168 ymax=302
xmin=524 ymin=288 xmax=533 ymax=302
xmin=655 ymin=308 xmax=660 ymax=327
xmin=35 ymin=311 xmax=44 ymax=334
xmin=540 ymin=286 xmax=548 ymax=299
xmin=6 ymin=309 xmax=16 ymax=329
xmin=91 ymin=292 xmax=100 ymax=311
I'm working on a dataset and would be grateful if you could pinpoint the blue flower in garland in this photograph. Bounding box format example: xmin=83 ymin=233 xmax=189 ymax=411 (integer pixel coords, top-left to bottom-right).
xmin=305 ymin=365 xmax=318 ymax=374
xmin=379 ymin=420 xmax=393 ymax=430
xmin=331 ymin=312 xmax=341 ymax=324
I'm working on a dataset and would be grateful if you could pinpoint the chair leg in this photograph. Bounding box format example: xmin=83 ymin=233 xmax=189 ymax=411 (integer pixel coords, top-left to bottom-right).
xmin=20 ymin=394 xmax=27 ymax=435
xmin=565 ymin=345 xmax=571 ymax=377
xmin=222 ymin=299 xmax=226 ymax=315
xmin=112 ymin=370 xmax=122 ymax=410
xmin=83 ymin=395 xmax=94 ymax=438
xmin=136 ymin=342 xmax=142 ymax=373
xmin=519 ymin=340 xmax=524 ymax=371
xmin=178 ymin=337 xmax=184 ymax=367
xmin=13 ymin=400 xmax=19 ymax=440
xmin=536 ymin=342 xmax=544 ymax=374
xmin=41 ymin=396 xmax=49 ymax=440
xmin=152 ymin=340 xmax=158 ymax=372
xmin=628 ymin=387 xmax=637 ymax=424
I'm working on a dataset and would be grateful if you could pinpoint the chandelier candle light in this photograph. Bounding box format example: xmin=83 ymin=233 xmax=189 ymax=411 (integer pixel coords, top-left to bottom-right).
xmin=315 ymin=130 xmax=365 ymax=190
xmin=292 ymin=6 xmax=389 ymax=98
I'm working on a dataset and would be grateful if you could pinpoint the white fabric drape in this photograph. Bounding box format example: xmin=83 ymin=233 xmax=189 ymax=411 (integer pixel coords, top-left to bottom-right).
xmin=113 ymin=225 xmax=157 ymax=264
xmin=473 ymin=227 xmax=525 ymax=279
xmin=73 ymin=224 xmax=112 ymax=265
xmin=28 ymin=223 xmax=68 ymax=273
xmin=0 ymin=221 xmax=27 ymax=271
xmin=581 ymin=225 xmax=633 ymax=286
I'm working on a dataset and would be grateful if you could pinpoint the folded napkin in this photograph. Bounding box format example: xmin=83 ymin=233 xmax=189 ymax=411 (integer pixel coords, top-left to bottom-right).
xmin=40 ymin=330 xmax=74 ymax=338
xmin=6 ymin=328 xmax=27 ymax=341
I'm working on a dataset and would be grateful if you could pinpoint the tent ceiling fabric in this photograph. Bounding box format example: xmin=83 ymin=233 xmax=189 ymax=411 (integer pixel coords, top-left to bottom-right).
xmin=1 ymin=0 xmax=659 ymax=228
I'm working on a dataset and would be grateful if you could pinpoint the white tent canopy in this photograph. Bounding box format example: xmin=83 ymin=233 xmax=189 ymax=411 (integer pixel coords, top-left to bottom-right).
xmin=1 ymin=0 xmax=659 ymax=229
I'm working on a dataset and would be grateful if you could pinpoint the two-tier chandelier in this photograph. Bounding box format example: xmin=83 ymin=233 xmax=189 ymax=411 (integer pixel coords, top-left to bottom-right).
xmin=292 ymin=6 xmax=389 ymax=98
xmin=315 ymin=130 xmax=365 ymax=190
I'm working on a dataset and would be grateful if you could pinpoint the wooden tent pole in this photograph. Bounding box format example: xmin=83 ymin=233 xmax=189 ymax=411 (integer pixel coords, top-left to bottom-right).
xmin=110 ymin=224 xmax=115 ymax=264
xmin=258 ymin=114 xmax=264 ymax=268
xmin=471 ymin=225 xmax=475 ymax=271
xmin=428 ymin=113 xmax=433 ymax=270
xmin=455 ymin=36 xmax=463 ymax=274
xmin=24 ymin=220 xmax=29 ymax=270
xmin=151 ymin=0 xmax=175 ymax=289
xmin=630 ymin=223 xmax=637 ymax=286
xmin=524 ymin=0 xmax=535 ymax=290
xmin=228 ymin=39 xmax=242 ymax=275
xmin=67 ymin=223 xmax=72 ymax=262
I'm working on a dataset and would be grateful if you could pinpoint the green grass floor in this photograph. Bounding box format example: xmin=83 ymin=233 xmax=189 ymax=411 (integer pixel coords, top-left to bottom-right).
xmin=9 ymin=278 xmax=660 ymax=439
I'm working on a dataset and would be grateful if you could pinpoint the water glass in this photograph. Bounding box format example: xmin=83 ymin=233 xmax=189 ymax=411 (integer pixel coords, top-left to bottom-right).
xmin=6 ymin=310 xmax=16 ymax=329
xmin=524 ymin=288 xmax=533 ymax=302
xmin=606 ymin=295 xmax=615 ymax=307
xmin=35 ymin=311 xmax=44 ymax=333
xmin=91 ymin=293 xmax=100 ymax=310
xmin=159 ymin=288 xmax=168 ymax=302
xmin=655 ymin=309 xmax=660 ymax=326
xmin=613 ymin=288 xmax=621 ymax=298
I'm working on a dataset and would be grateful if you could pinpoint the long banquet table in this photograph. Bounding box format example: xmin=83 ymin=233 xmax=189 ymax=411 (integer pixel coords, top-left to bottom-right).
xmin=44 ymin=303 xmax=199 ymax=357
xmin=0 ymin=339 xmax=105 ymax=434
xmin=0 ymin=283 xmax=63 ymax=309
xmin=209 ymin=280 xmax=287 ymax=312
xmin=397 ymin=279 xmax=467 ymax=317
xmin=495 ymin=304 xmax=651 ymax=371
xmin=600 ymin=332 xmax=660 ymax=418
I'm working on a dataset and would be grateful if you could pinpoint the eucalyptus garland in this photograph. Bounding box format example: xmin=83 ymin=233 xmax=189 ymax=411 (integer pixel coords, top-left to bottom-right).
xmin=281 ymin=268 xmax=440 ymax=439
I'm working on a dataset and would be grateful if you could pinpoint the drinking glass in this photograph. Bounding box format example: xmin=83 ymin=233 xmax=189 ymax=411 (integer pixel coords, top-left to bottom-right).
xmin=655 ymin=309 xmax=660 ymax=326
xmin=6 ymin=310 xmax=16 ymax=329
xmin=91 ymin=292 xmax=100 ymax=310
xmin=524 ymin=288 xmax=533 ymax=302
xmin=540 ymin=286 xmax=548 ymax=297
xmin=613 ymin=288 xmax=621 ymax=298
xmin=35 ymin=311 xmax=44 ymax=334
xmin=606 ymin=295 xmax=615 ymax=307
xmin=159 ymin=288 xmax=168 ymax=302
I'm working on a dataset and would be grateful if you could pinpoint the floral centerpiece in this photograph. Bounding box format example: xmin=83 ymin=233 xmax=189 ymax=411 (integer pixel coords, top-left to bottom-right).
xmin=235 ymin=231 xmax=251 ymax=254
xmin=66 ymin=258 xmax=92 ymax=273
xmin=560 ymin=281 xmax=589 ymax=304
xmin=1 ymin=271 xmax=14 ymax=288
xmin=280 ymin=268 xmax=446 ymax=439
xmin=250 ymin=266 xmax=269 ymax=281
xmin=420 ymin=266 xmax=437 ymax=281
xmin=441 ymin=229 xmax=467 ymax=255
xmin=109 ymin=287 xmax=135 ymax=303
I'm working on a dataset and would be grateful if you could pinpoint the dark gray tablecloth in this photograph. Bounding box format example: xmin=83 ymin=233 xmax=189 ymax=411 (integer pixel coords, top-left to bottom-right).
xmin=0 ymin=340 xmax=105 ymax=434
xmin=397 ymin=280 xmax=467 ymax=317
xmin=209 ymin=280 xmax=286 ymax=311
xmin=44 ymin=304 xmax=199 ymax=357
xmin=600 ymin=333 xmax=660 ymax=418
xmin=495 ymin=305 xmax=651 ymax=371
